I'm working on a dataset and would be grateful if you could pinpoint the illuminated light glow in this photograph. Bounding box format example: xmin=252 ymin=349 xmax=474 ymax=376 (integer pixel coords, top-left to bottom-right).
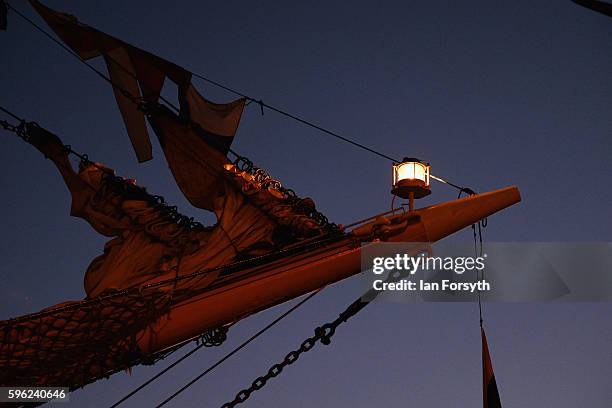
xmin=394 ymin=161 xmax=430 ymax=185
xmin=391 ymin=158 xmax=432 ymax=202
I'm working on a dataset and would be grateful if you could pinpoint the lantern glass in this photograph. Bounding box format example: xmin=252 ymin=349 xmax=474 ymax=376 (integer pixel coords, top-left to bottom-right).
xmin=394 ymin=161 xmax=429 ymax=186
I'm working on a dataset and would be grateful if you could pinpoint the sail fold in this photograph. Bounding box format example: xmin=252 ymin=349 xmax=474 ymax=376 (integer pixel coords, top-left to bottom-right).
xmin=30 ymin=0 xmax=245 ymax=162
xmin=180 ymin=84 xmax=245 ymax=154
xmin=148 ymin=105 xmax=229 ymax=211
xmin=104 ymin=47 xmax=152 ymax=160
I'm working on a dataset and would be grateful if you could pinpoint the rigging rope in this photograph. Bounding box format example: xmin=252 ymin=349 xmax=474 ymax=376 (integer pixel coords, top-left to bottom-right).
xmin=1 ymin=106 xmax=344 ymax=404
xmin=217 ymin=299 xmax=368 ymax=408
xmin=457 ymin=187 xmax=487 ymax=327
xmin=473 ymin=219 xmax=486 ymax=327
xmin=2 ymin=3 xmax=493 ymax=403
xmin=108 ymin=325 xmax=232 ymax=408
xmin=1 ymin=103 xmax=482 ymax=406
xmin=0 ymin=105 xmax=349 ymax=321
xmin=5 ymin=1 xmax=339 ymax=233
xmin=193 ymin=70 xmax=399 ymax=163
xmin=152 ymin=289 xmax=323 ymax=408
xmin=191 ymin=72 xmax=473 ymax=194
xmin=6 ymin=1 xmax=473 ymax=195
xmin=0 ymin=104 xmax=23 ymax=122
xmin=4 ymin=2 xmax=150 ymax=109
xmin=212 ymin=257 xmax=420 ymax=408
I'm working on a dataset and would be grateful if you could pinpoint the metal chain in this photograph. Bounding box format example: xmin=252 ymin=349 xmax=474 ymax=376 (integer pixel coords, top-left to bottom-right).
xmin=3 ymin=112 xmax=336 ymax=234
xmin=99 ymin=172 xmax=206 ymax=231
xmin=233 ymin=155 xmax=339 ymax=231
xmin=218 ymin=254 xmax=426 ymax=408
xmin=3 ymin=105 xmax=338 ymax=233
xmin=220 ymin=298 xmax=367 ymax=408
xmin=1 ymin=118 xmax=206 ymax=233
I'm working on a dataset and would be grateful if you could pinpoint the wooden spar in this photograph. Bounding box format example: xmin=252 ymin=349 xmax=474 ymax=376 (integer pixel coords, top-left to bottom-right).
xmin=137 ymin=186 xmax=521 ymax=354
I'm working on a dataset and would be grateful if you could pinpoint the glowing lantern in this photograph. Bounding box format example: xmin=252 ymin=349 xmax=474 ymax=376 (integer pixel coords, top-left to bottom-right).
xmin=391 ymin=157 xmax=431 ymax=211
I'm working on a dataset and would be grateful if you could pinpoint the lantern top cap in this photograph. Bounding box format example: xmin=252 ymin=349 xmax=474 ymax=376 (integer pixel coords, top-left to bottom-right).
xmin=397 ymin=157 xmax=428 ymax=165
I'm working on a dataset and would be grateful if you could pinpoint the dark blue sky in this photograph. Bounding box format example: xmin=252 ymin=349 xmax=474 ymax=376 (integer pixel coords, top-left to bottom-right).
xmin=1 ymin=1 xmax=610 ymax=407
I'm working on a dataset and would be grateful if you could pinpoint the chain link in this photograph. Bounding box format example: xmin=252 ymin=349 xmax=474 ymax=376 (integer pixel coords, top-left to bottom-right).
xmin=217 ymin=258 xmax=427 ymax=408
xmin=233 ymin=155 xmax=339 ymax=231
xmin=219 ymin=299 xmax=366 ymax=408
xmin=95 ymin=171 xmax=207 ymax=232
xmin=2 ymin=119 xmax=206 ymax=233
xmin=3 ymin=110 xmax=338 ymax=233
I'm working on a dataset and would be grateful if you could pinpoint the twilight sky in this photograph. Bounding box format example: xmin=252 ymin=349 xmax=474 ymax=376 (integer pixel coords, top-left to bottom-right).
xmin=0 ymin=1 xmax=610 ymax=407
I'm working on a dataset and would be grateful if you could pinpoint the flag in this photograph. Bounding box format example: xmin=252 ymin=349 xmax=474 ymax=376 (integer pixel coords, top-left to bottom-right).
xmin=179 ymin=84 xmax=245 ymax=154
xmin=103 ymin=47 xmax=152 ymax=161
xmin=482 ymin=327 xmax=502 ymax=408
xmin=29 ymin=1 xmax=245 ymax=162
xmin=147 ymin=106 xmax=229 ymax=211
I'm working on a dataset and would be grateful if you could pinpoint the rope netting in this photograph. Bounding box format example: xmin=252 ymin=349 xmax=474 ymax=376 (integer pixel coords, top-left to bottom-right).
xmin=0 ymin=290 xmax=173 ymax=389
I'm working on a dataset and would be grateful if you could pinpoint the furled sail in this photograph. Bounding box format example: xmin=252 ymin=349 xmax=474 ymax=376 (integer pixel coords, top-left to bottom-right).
xmin=147 ymin=104 xmax=232 ymax=211
xmin=0 ymin=117 xmax=326 ymax=388
xmin=22 ymin=121 xmax=325 ymax=299
xmin=0 ymin=0 xmax=525 ymax=396
xmin=29 ymin=0 xmax=328 ymax=235
xmin=1 ymin=1 xmax=331 ymax=391
xmin=26 ymin=0 xmax=331 ymax=296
